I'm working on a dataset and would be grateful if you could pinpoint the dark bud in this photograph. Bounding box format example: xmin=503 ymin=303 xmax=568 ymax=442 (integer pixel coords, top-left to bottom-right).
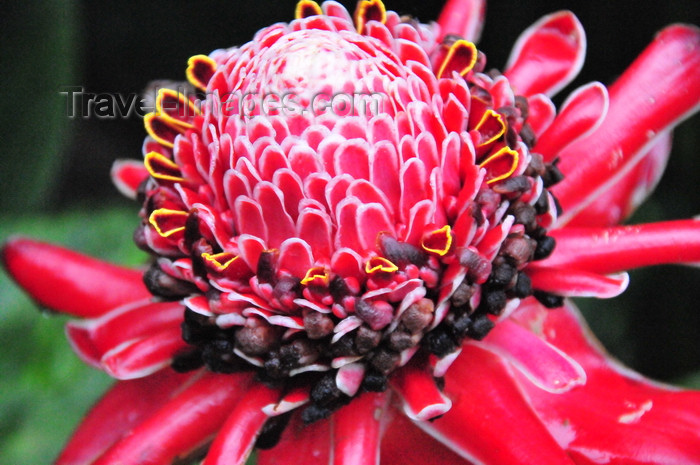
xmin=310 ymin=373 xmax=346 ymax=407
xmin=379 ymin=233 xmax=427 ymax=267
xmin=543 ymin=163 xmax=565 ymax=188
xmin=400 ymin=298 xmax=434 ymax=334
xmin=202 ymin=339 xmax=241 ymax=373
xmin=514 ymin=95 xmax=529 ymax=120
xmin=331 ymin=333 xmax=359 ymax=357
xmin=184 ymin=211 xmax=202 ymax=249
xmin=362 ymin=369 xmax=388 ymax=392
xmin=534 ymin=291 xmax=564 ymax=308
xmin=329 ymin=275 xmax=352 ymax=300
xmin=492 ymin=176 xmax=530 ymax=196
xmin=487 ymin=260 xmax=516 ymax=288
xmin=450 ymin=280 xmax=475 ymax=309
xmin=369 ymin=348 xmax=400 ymax=374
xmin=513 ymin=272 xmax=533 ymax=298
xmin=520 ymin=123 xmax=536 ymax=148
xmin=459 ymin=248 xmax=492 ymax=284
xmin=236 ymin=323 xmax=280 ymax=355
xmin=388 ymin=331 xmax=416 ymax=351
xmin=534 ymin=236 xmax=556 ymax=260
xmin=256 ymin=251 xmax=277 ymax=283
xmin=255 ymin=411 xmax=293 ymax=450
xmin=301 ymin=404 xmax=333 ymax=424
xmin=500 ymin=236 xmax=535 ymax=268
xmin=466 ymin=314 xmax=495 ymax=340
xmin=143 ymin=263 xmax=198 ymax=299
xmin=171 ymin=349 xmax=203 ymax=372
xmin=480 ymin=288 xmax=507 ymax=315
xmin=304 ymin=311 xmax=335 ymax=340
xmin=423 ymin=328 xmax=457 ymax=357
xmin=510 ymin=201 xmax=537 ymax=231
xmin=354 ymin=326 xmax=382 ymax=354
xmin=451 ymin=314 xmax=472 ymax=337
xmin=181 ymin=308 xmax=217 ymax=344
xmin=534 ymin=190 xmax=550 ymax=215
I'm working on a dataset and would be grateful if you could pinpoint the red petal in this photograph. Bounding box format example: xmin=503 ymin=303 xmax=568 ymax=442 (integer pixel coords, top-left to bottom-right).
xmin=566 ymin=132 xmax=671 ymax=227
xmin=504 ymin=11 xmax=586 ymax=97
xmin=421 ymin=344 xmax=576 ymax=465
xmin=437 ymin=0 xmax=486 ymax=43
xmin=257 ymin=412 xmax=331 ymax=465
xmin=543 ymin=220 xmax=700 ymax=274
xmin=1 ymin=238 xmax=149 ymax=318
xmin=555 ymin=25 xmax=700 ymax=223
xmin=391 ymin=363 xmax=452 ymax=421
xmin=91 ymin=372 xmax=253 ymax=465
xmin=514 ymin=300 xmax=700 ymax=465
xmin=56 ymin=369 xmax=194 ymax=465
xmin=381 ymin=409 xmax=472 ymax=465
xmin=526 ymin=265 xmax=629 ymax=299
xmin=332 ymin=391 xmax=388 ymax=465
xmin=203 ymin=384 xmax=281 ymax=465
xmin=110 ymin=159 xmax=149 ymax=199
xmin=535 ymin=82 xmax=609 ymax=162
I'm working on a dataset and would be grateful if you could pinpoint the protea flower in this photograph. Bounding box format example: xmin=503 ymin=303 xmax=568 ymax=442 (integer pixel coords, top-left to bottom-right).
xmin=3 ymin=0 xmax=700 ymax=464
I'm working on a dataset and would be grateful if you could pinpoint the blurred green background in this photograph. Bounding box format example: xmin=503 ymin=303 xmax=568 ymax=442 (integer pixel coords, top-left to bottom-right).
xmin=1 ymin=0 xmax=698 ymax=463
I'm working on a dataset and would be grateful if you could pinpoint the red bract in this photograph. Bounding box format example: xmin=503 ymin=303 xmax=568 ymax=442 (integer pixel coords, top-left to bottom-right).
xmin=3 ymin=1 xmax=700 ymax=464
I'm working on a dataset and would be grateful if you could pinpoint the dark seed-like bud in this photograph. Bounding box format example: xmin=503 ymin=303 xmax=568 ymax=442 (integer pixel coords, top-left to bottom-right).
xmin=171 ymin=349 xmax=204 ymax=372
xmin=329 ymin=275 xmax=351 ymax=300
xmin=466 ymin=314 xmax=495 ymax=340
xmin=543 ymin=163 xmax=565 ymax=188
xmin=451 ymin=314 xmax=472 ymax=337
xmin=424 ymin=328 xmax=457 ymax=357
xmin=369 ymin=348 xmax=399 ymax=374
xmin=301 ymin=404 xmax=333 ymax=424
xmin=354 ymin=326 xmax=382 ymax=354
xmin=481 ymin=288 xmax=507 ymax=315
xmin=379 ymin=233 xmax=427 ymax=267
xmin=401 ymin=298 xmax=434 ymax=333
xmin=510 ymin=201 xmax=537 ymax=231
xmin=487 ymin=260 xmax=516 ymax=288
xmin=202 ymin=339 xmax=241 ymax=373
xmin=304 ymin=311 xmax=335 ymax=339
xmin=143 ymin=263 xmax=198 ymax=299
xmin=236 ymin=323 xmax=279 ymax=355
xmin=534 ymin=291 xmax=564 ymax=308
xmin=388 ymin=331 xmax=415 ymax=351
xmin=534 ymin=236 xmax=556 ymax=260
xmin=492 ymin=175 xmax=531 ymax=196
xmin=256 ymin=251 xmax=277 ymax=283
xmin=450 ymin=280 xmax=475 ymax=308
xmin=310 ymin=373 xmax=346 ymax=407
xmin=534 ymin=190 xmax=550 ymax=214
xmin=255 ymin=411 xmax=293 ymax=450
xmin=331 ymin=334 xmax=358 ymax=357
xmin=520 ymin=123 xmax=536 ymax=148
xmin=514 ymin=95 xmax=529 ymax=120
xmin=362 ymin=369 xmax=388 ymax=392
xmin=500 ymin=236 xmax=535 ymax=267
xmin=513 ymin=272 xmax=533 ymax=298
xmin=459 ymin=249 xmax=492 ymax=284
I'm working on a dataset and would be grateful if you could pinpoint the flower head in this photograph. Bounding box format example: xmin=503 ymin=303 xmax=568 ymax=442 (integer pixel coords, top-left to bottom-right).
xmin=3 ymin=1 xmax=700 ymax=464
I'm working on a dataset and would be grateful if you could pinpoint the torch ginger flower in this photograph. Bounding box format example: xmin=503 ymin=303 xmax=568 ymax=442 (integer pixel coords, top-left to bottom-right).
xmin=3 ymin=0 xmax=700 ymax=464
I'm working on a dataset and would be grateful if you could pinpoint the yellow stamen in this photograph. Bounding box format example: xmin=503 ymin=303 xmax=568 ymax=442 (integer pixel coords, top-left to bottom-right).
xmin=421 ymin=225 xmax=453 ymax=256
xmin=365 ymin=256 xmax=398 ymax=274
xmin=295 ymin=0 xmax=322 ymax=19
xmin=479 ymin=146 xmax=520 ymax=184
xmin=436 ymin=40 xmax=478 ymax=79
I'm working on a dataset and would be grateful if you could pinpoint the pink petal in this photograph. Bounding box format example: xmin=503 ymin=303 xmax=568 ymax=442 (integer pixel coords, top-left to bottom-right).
xmin=437 ymin=0 xmax=486 ymax=43
xmin=91 ymin=372 xmax=253 ymax=465
xmin=254 ymin=182 xmax=296 ymax=248
xmin=535 ymin=82 xmax=609 ymax=162
xmin=420 ymin=344 xmax=577 ymax=465
xmin=56 ymin=369 xmax=195 ymax=465
xmin=542 ymin=220 xmax=700 ymax=274
xmin=1 ymin=238 xmax=150 ymax=318
xmin=278 ymin=238 xmax=314 ymax=279
xmin=332 ymin=391 xmax=388 ymax=465
xmin=296 ymin=209 xmax=334 ymax=261
xmin=202 ymin=384 xmax=281 ymax=465
xmin=526 ymin=265 xmax=629 ymax=299
xmin=566 ymin=132 xmax=672 ymax=227
xmin=554 ymin=25 xmax=700 ymax=223
xmin=526 ymin=93 xmax=557 ymax=136
xmin=479 ymin=319 xmax=586 ymax=393
xmin=504 ymin=11 xmax=586 ymax=97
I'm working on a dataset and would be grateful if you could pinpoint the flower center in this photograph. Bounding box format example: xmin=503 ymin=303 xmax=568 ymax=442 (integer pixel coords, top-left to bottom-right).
xmin=137 ymin=2 xmax=564 ymax=424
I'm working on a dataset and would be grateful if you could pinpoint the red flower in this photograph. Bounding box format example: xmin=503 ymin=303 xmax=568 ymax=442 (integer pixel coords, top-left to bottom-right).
xmin=3 ymin=1 xmax=699 ymax=464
